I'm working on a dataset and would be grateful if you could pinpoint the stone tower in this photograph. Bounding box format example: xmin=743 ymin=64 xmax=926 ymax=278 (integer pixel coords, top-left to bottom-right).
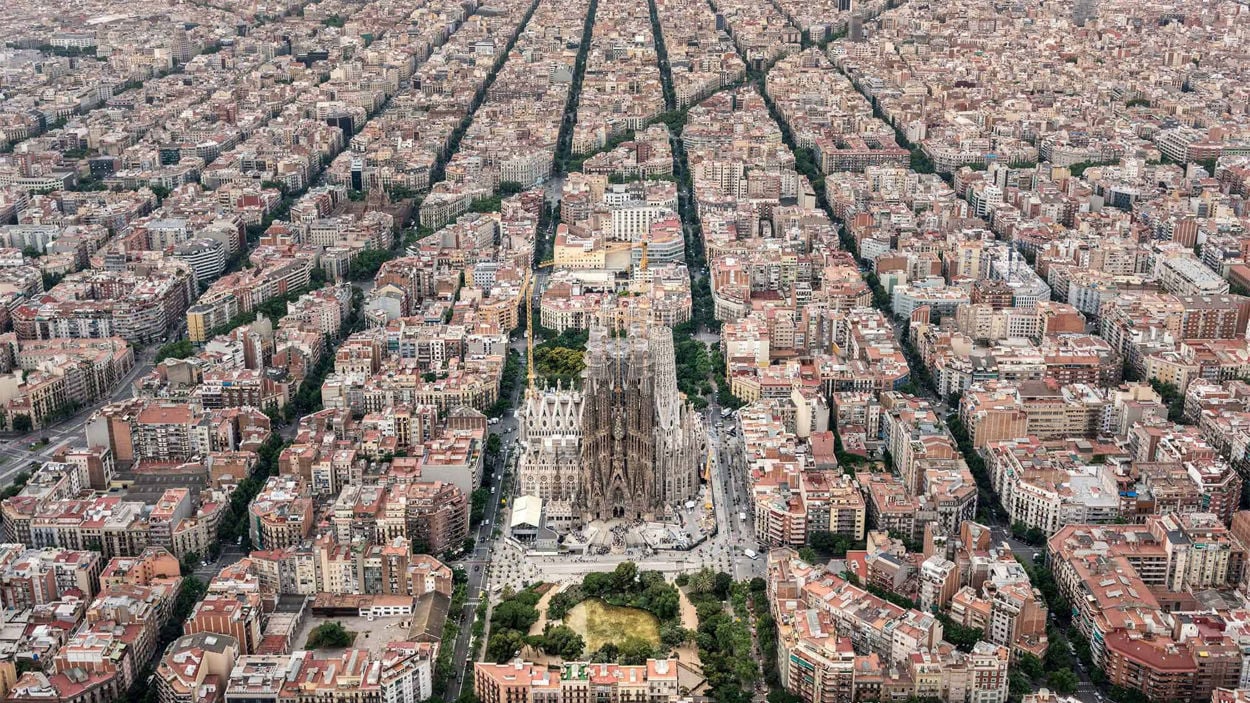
xmin=516 ymin=382 xmax=584 ymax=529
xmin=579 ymin=323 xmax=659 ymax=520
xmin=651 ymin=328 xmax=704 ymax=506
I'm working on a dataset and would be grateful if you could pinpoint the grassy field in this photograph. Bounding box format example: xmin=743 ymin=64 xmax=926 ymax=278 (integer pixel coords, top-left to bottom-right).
xmin=564 ymin=598 xmax=660 ymax=652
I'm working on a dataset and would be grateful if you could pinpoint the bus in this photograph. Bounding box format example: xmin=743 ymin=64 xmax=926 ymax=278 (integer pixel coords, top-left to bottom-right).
xmin=744 ymin=549 xmax=758 ymax=560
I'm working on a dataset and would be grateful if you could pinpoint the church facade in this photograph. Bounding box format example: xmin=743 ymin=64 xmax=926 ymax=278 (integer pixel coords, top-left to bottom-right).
xmin=516 ymin=322 xmax=704 ymax=528
xmin=515 ymin=385 xmax=583 ymax=529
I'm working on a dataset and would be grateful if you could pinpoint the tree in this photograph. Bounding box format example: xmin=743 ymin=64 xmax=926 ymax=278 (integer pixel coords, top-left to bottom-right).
xmin=1010 ymin=521 xmax=1046 ymax=546
xmin=533 ymin=344 xmax=585 ymax=384
xmin=486 ymin=433 xmax=502 ymax=456
xmin=470 ymin=195 xmax=504 ymax=214
xmin=590 ymin=642 xmax=620 ymax=663
xmin=159 ymin=575 xmax=208 ymax=660
xmin=0 ymin=471 xmax=31 ymax=499
xmin=686 ymin=568 xmax=715 ymax=595
xmin=1008 ymin=670 xmax=1033 ymax=700
xmin=798 ymin=546 xmax=819 ymax=564
xmin=306 ymin=622 xmax=354 ymax=649
xmin=1149 ymin=378 xmax=1186 ymax=423
xmin=179 ymin=551 xmax=201 ymax=576
xmin=42 ymin=271 xmax=64 ymax=290
xmin=660 ymin=622 xmax=692 ymax=648
xmin=487 ymin=629 xmax=527 ymax=663
xmin=156 ymin=339 xmax=195 ymax=363
xmin=12 ymin=414 xmax=32 ymax=433
xmin=1015 ymin=652 xmax=1044 ymax=680
xmin=936 ymin=614 xmax=983 ymax=653
xmin=612 ymin=561 xmax=639 ymax=591
xmin=491 ymin=599 xmax=539 ymax=632
xmin=546 ymin=584 xmax=583 ymax=621
xmin=640 ymin=580 xmax=680 ymax=620
xmin=617 ymin=636 xmax=655 ymax=665
xmin=535 ymin=624 xmax=584 ymax=659
xmin=15 ymin=659 xmax=41 ymax=675
xmin=808 ymin=531 xmax=839 ymax=552
xmin=1047 ymin=669 xmax=1079 ymax=695
xmin=387 ymin=185 xmax=419 ymax=201
xmin=471 ymin=489 xmax=489 ymax=525
xmin=348 ymin=248 xmax=396 ymax=281
xmin=712 ymin=572 xmax=733 ymax=600
xmin=582 ymin=571 xmax=613 ymax=596
xmin=809 ymin=531 xmax=859 ymax=557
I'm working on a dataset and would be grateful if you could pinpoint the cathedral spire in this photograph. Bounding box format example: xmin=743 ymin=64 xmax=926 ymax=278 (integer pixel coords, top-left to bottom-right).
xmin=516 ymin=320 xmax=702 ymax=530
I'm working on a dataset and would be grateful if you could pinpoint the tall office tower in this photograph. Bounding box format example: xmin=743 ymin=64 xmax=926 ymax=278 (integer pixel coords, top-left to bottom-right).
xmin=848 ymin=13 xmax=865 ymax=42
xmin=1073 ymin=0 xmax=1098 ymax=26
xmin=171 ymin=31 xmax=192 ymax=65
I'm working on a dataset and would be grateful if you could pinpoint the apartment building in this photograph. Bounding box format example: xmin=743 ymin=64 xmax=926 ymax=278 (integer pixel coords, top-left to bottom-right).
xmin=767 ymin=549 xmax=1010 ymax=703
xmin=474 ymin=660 xmax=697 ymax=703
xmin=185 ymin=592 xmax=265 ymax=656
xmin=155 ymin=633 xmax=240 ymax=703
xmin=84 ymin=400 xmax=213 ymax=468
xmin=984 ymin=436 xmax=1120 ymax=535
xmin=0 ymin=547 xmax=102 ymax=611
xmin=224 ymin=647 xmax=434 ymax=703
xmin=248 ymin=477 xmax=314 ymax=551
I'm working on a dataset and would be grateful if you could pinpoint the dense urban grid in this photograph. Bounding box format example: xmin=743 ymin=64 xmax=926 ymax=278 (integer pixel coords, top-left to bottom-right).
xmin=0 ymin=2 xmax=1249 ymax=703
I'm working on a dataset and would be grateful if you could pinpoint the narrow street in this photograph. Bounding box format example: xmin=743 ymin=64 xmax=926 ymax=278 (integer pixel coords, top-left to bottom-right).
xmin=446 ymin=357 xmax=525 ymax=700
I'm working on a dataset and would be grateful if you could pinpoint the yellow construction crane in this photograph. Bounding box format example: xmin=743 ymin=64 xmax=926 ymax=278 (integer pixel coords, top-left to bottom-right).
xmin=526 ymin=258 xmax=554 ymax=390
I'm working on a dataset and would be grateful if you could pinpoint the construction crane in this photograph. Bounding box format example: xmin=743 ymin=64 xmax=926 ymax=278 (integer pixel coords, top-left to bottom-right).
xmin=525 ymin=259 xmax=554 ymax=390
